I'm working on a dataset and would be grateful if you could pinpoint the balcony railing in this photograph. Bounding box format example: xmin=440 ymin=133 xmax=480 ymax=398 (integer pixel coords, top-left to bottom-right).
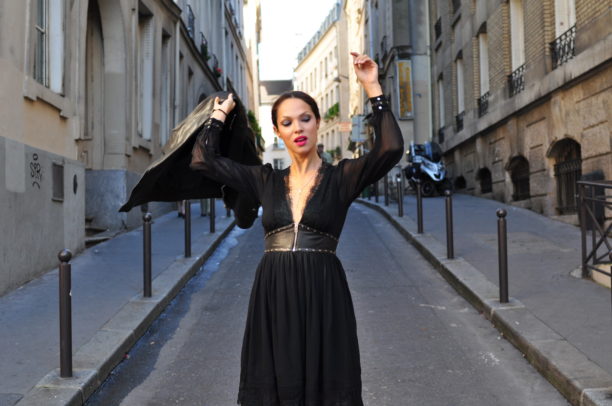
xmin=200 ymin=33 xmax=209 ymax=61
xmin=209 ymin=54 xmax=220 ymax=77
xmin=577 ymin=180 xmax=612 ymax=286
xmin=455 ymin=111 xmax=465 ymax=132
xmin=435 ymin=18 xmax=442 ymax=40
xmin=551 ymin=25 xmax=576 ymax=69
xmin=508 ymin=64 xmax=525 ymax=97
xmin=186 ymin=6 xmax=195 ymax=40
xmin=478 ymin=91 xmax=489 ymax=117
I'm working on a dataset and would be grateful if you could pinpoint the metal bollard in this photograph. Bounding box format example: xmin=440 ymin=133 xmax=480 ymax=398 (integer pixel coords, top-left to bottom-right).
xmin=58 ymin=249 xmax=73 ymax=378
xmin=184 ymin=200 xmax=191 ymax=258
xmin=374 ymin=180 xmax=379 ymax=203
xmin=497 ymin=209 xmax=509 ymax=303
xmin=143 ymin=213 xmax=152 ymax=297
xmin=384 ymin=175 xmax=389 ymax=206
xmin=209 ymin=198 xmax=216 ymax=233
xmin=200 ymin=199 xmax=207 ymax=217
xmin=396 ymin=174 xmax=404 ymax=217
xmin=416 ymin=181 xmax=424 ymax=234
xmin=445 ymin=190 xmax=454 ymax=259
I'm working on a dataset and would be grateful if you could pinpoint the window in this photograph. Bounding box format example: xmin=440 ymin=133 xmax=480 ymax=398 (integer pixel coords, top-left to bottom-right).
xmin=455 ymin=57 xmax=464 ymax=114
xmin=509 ymin=0 xmax=525 ymax=70
xmin=437 ymin=77 xmax=445 ymax=128
xmin=138 ymin=12 xmax=154 ymax=140
xmin=273 ymin=158 xmax=285 ymax=170
xmin=52 ymin=162 xmax=64 ymax=201
xmin=478 ymin=30 xmax=490 ymax=116
xmin=478 ymin=33 xmax=489 ymax=96
xmin=508 ymin=156 xmax=530 ymax=201
xmin=160 ymin=33 xmax=172 ymax=146
xmin=33 ymin=0 xmax=64 ymax=93
xmin=551 ymin=0 xmax=576 ymax=68
xmin=477 ymin=168 xmax=492 ymax=194
xmin=554 ymin=0 xmax=576 ymax=37
xmin=455 ymin=56 xmax=465 ymax=131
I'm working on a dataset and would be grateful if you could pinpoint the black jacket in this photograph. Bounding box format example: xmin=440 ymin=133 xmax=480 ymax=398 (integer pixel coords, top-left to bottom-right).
xmin=119 ymin=92 xmax=261 ymax=228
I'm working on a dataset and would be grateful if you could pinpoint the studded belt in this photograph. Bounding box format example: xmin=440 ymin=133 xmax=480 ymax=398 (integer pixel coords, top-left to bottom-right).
xmin=264 ymin=224 xmax=338 ymax=254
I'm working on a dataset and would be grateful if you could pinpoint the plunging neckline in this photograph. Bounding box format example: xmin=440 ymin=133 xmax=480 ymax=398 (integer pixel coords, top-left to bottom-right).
xmin=284 ymin=162 xmax=326 ymax=225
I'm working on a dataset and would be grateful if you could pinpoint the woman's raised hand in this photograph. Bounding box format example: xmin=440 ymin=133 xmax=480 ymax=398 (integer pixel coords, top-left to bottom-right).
xmin=212 ymin=93 xmax=236 ymax=122
xmin=350 ymin=52 xmax=383 ymax=98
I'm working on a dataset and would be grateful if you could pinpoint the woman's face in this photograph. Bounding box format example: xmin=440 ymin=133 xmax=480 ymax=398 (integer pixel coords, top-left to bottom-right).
xmin=273 ymin=98 xmax=319 ymax=156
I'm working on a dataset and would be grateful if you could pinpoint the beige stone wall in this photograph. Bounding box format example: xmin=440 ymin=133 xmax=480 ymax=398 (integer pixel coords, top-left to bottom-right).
xmin=450 ymin=64 xmax=611 ymax=216
xmin=294 ymin=4 xmax=351 ymax=160
xmin=431 ymin=0 xmax=611 ymax=219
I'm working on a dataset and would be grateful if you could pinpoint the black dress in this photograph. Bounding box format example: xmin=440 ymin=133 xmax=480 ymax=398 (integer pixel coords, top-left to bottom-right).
xmin=190 ymin=96 xmax=403 ymax=406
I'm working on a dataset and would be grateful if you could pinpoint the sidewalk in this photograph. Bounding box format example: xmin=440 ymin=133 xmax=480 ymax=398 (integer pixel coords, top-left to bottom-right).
xmin=358 ymin=193 xmax=612 ymax=406
xmin=0 ymin=200 xmax=235 ymax=406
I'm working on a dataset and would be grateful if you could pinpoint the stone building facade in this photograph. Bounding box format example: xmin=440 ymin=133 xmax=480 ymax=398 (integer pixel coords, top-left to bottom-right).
xmin=367 ymin=0 xmax=433 ymax=148
xmin=0 ymin=0 xmax=252 ymax=296
xmin=260 ymin=81 xmax=293 ymax=169
xmin=294 ymin=3 xmax=352 ymax=162
xmin=431 ymin=0 xmax=611 ymax=222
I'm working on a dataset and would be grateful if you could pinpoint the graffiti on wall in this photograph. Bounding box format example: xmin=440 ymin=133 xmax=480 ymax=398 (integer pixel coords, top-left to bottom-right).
xmin=30 ymin=153 xmax=43 ymax=188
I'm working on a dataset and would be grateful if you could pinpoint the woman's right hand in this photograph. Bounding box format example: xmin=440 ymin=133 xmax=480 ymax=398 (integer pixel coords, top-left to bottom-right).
xmin=212 ymin=93 xmax=236 ymax=122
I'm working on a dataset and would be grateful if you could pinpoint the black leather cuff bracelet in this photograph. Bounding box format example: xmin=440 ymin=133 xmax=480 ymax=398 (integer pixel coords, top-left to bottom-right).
xmin=369 ymin=95 xmax=389 ymax=111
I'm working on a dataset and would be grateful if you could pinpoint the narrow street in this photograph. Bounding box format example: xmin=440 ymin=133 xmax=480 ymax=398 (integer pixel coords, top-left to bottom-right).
xmin=86 ymin=205 xmax=569 ymax=406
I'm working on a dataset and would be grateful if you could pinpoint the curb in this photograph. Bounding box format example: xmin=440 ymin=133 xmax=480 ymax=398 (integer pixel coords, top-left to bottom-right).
xmin=16 ymin=220 xmax=236 ymax=406
xmin=357 ymin=199 xmax=612 ymax=406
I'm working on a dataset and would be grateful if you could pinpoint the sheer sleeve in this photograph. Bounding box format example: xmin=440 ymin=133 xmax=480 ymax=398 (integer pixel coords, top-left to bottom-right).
xmin=337 ymin=95 xmax=404 ymax=203
xmin=190 ymin=118 xmax=270 ymax=202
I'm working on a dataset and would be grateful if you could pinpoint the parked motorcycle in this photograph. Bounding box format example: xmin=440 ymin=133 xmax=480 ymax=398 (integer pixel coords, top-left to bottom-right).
xmin=403 ymin=142 xmax=451 ymax=197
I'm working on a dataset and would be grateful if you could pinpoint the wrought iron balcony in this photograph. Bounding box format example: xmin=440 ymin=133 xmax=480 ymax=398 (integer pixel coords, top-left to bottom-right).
xmin=186 ymin=5 xmax=195 ymax=40
xmin=478 ymin=91 xmax=489 ymax=117
xmin=550 ymin=25 xmax=576 ymax=69
xmin=435 ymin=18 xmax=442 ymax=40
xmin=508 ymin=64 xmax=525 ymax=97
xmin=455 ymin=111 xmax=465 ymax=132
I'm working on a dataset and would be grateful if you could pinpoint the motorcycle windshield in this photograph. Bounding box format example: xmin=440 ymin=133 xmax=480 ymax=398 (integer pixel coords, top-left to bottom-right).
xmin=425 ymin=142 xmax=443 ymax=162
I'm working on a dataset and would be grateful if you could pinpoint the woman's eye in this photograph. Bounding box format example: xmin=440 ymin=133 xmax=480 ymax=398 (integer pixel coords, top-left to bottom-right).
xmin=281 ymin=120 xmax=291 ymax=126
xmin=301 ymin=116 xmax=311 ymax=122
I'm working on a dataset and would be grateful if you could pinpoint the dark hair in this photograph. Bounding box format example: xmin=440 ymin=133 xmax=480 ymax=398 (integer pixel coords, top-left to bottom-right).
xmin=271 ymin=91 xmax=320 ymax=126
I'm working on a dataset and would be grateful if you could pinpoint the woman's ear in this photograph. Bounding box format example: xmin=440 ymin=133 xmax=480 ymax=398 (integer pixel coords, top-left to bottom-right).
xmin=272 ymin=125 xmax=279 ymax=136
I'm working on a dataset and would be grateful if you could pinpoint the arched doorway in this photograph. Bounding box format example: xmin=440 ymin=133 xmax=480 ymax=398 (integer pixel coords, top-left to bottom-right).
xmin=508 ymin=156 xmax=530 ymax=201
xmin=454 ymin=176 xmax=466 ymax=190
xmin=476 ymin=167 xmax=492 ymax=194
xmin=549 ymin=138 xmax=581 ymax=214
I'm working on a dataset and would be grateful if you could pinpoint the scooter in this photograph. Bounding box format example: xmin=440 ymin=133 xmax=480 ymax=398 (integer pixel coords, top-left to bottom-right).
xmin=403 ymin=142 xmax=451 ymax=197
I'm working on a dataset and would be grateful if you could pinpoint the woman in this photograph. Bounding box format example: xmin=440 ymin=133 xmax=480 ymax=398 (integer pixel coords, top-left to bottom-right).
xmin=190 ymin=52 xmax=403 ymax=405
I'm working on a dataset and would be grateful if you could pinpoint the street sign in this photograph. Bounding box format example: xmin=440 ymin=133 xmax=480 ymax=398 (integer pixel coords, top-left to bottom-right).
xmin=350 ymin=115 xmax=365 ymax=142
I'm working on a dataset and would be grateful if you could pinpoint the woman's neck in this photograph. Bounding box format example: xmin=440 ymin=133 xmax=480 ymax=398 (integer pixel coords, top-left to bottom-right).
xmin=289 ymin=150 xmax=322 ymax=175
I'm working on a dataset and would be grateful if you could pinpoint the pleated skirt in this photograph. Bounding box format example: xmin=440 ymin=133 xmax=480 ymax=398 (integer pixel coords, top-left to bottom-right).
xmin=237 ymin=251 xmax=363 ymax=406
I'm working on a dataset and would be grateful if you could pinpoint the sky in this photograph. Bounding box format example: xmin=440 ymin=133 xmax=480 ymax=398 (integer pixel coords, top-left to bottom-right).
xmin=258 ymin=0 xmax=339 ymax=81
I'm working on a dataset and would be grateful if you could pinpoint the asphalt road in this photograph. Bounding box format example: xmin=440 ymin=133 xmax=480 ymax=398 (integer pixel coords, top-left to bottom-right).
xmin=86 ymin=205 xmax=569 ymax=406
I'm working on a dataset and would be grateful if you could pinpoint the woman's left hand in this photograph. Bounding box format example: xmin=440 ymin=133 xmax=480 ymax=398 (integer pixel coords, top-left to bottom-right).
xmin=212 ymin=93 xmax=236 ymax=122
xmin=350 ymin=52 xmax=382 ymax=97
